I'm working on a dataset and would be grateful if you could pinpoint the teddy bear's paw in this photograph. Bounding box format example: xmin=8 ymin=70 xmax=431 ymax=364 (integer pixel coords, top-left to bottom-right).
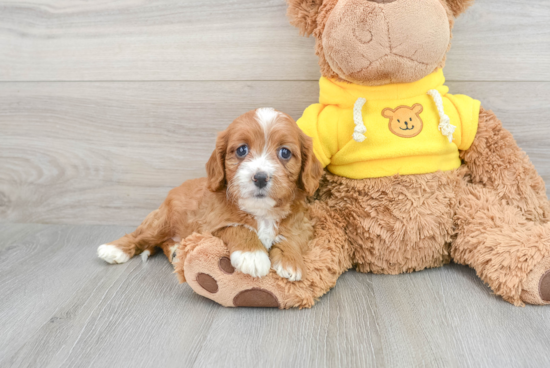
xmin=521 ymin=256 xmax=550 ymax=305
xmin=539 ymin=271 xmax=550 ymax=302
xmin=177 ymin=234 xmax=285 ymax=308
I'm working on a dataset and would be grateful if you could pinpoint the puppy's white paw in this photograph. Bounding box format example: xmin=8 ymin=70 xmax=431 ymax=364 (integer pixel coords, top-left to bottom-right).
xmin=97 ymin=244 xmax=130 ymax=264
xmin=140 ymin=250 xmax=151 ymax=262
xmin=273 ymin=262 xmax=302 ymax=282
xmin=230 ymin=250 xmax=271 ymax=278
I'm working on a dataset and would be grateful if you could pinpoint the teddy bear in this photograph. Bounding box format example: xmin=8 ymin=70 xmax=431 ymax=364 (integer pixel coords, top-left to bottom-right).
xmin=173 ymin=0 xmax=550 ymax=308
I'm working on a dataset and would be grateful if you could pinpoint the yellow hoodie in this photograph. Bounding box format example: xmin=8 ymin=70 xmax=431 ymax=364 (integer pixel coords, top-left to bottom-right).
xmin=297 ymin=69 xmax=481 ymax=179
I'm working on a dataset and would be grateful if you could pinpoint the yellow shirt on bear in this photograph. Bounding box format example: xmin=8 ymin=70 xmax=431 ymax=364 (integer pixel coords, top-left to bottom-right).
xmin=297 ymin=69 xmax=481 ymax=179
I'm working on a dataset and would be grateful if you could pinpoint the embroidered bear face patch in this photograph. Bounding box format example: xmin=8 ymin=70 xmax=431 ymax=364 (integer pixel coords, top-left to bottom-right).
xmin=382 ymin=104 xmax=424 ymax=138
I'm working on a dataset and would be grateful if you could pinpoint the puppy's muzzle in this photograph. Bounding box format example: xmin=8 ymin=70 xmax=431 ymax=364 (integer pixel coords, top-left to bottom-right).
xmin=253 ymin=172 xmax=269 ymax=189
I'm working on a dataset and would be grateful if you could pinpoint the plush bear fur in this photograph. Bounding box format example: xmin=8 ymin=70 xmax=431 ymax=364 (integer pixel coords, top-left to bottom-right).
xmin=175 ymin=0 xmax=550 ymax=308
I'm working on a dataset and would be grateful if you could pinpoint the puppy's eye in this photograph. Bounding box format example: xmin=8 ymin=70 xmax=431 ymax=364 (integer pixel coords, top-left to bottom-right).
xmin=278 ymin=148 xmax=292 ymax=160
xmin=236 ymin=145 xmax=248 ymax=158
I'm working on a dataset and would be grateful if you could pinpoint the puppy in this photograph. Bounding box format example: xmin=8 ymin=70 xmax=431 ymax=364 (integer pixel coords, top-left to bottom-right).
xmin=97 ymin=108 xmax=323 ymax=281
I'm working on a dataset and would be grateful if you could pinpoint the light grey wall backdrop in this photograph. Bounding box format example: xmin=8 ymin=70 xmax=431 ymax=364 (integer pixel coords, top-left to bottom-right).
xmin=1 ymin=0 xmax=549 ymax=226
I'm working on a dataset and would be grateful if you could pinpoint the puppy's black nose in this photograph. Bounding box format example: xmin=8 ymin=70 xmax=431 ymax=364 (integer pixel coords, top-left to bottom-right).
xmin=253 ymin=172 xmax=269 ymax=189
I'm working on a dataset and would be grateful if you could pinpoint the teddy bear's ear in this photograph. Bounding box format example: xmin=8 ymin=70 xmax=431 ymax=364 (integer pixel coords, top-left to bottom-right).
xmin=445 ymin=0 xmax=475 ymax=18
xmin=287 ymin=0 xmax=324 ymax=36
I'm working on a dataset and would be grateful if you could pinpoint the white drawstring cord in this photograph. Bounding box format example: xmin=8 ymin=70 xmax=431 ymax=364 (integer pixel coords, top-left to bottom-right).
xmin=353 ymin=97 xmax=367 ymax=142
xmin=427 ymin=89 xmax=455 ymax=143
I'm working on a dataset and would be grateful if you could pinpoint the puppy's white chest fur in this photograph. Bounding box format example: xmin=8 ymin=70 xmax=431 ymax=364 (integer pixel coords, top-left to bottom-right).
xmin=256 ymin=217 xmax=280 ymax=249
xmin=238 ymin=197 xmax=285 ymax=249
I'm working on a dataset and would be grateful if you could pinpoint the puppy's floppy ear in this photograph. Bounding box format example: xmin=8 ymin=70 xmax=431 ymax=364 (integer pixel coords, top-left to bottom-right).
xmin=206 ymin=130 xmax=228 ymax=192
xmin=445 ymin=0 xmax=475 ymax=18
xmin=299 ymin=131 xmax=323 ymax=196
xmin=287 ymin=0 xmax=324 ymax=36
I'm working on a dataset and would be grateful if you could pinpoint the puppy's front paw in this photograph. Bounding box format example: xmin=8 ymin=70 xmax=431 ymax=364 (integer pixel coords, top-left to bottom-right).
xmin=270 ymin=248 xmax=304 ymax=282
xmin=230 ymin=250 xmax=271 ymax=278
xmin=97 ymin=244 xmax=130 ymax=264
xmin=272 ymin=261 xmax=302 ymax=282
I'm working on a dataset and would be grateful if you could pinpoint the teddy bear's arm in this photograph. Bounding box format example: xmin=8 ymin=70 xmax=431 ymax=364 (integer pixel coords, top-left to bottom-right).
xmin=460 ymin=106 xmax=550 ymax=222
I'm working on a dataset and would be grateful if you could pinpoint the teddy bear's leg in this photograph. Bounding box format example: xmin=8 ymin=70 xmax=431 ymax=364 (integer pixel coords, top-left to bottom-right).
xmin=453 ymin=185 xmax=550 ymax=306
xmin=454 ymin=107 xmax=550 ymax=306
xmin=173 ymin=201 xmax=353 ymax=309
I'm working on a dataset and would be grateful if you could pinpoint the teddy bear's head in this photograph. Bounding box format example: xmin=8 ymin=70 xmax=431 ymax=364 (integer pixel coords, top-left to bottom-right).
xmin=287 ymin=0 xmax=474 ymax=86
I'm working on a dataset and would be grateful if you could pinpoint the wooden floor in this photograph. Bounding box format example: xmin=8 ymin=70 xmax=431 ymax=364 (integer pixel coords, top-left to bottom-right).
xmin=1 ymin=0 xmax=550 ymax=367
xmin=0 ymin=224 xmax=550 ymax=368
xmin=3 ymin=222 xmax=550 ymax=368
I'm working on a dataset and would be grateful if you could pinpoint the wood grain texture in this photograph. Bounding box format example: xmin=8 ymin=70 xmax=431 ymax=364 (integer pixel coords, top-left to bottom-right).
xmin=1 ymin=81 xmax=549 ymax=226
xmin=1 ymin=223 xmax=550 ymax=368
xmin=0 ymin=80 xmax=317 ymax=225
xmin=0 ymin=0 xmax=549 ymax=82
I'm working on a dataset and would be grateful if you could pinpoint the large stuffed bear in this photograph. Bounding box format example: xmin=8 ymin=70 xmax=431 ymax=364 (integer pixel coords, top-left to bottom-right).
xmin=174 ymin=0 xmax=550 ymax=308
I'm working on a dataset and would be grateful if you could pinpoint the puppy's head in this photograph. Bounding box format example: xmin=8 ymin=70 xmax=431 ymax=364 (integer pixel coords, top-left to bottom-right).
xmin=206 ymin=108 xmax=322 ymax=215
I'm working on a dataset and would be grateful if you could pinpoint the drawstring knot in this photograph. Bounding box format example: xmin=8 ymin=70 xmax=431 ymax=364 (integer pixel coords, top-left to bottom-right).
xmin=427 ymin=89 xmax=456 ymax=143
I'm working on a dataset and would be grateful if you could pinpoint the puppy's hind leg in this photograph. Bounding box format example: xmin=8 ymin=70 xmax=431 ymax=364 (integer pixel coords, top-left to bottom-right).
xmin=127 ymin=237 xmax=180 ymax=263
xmin=98 ymin=207 xmax=171 ymax=264
xmin=155 ymin=237 xmax=180 ymax=263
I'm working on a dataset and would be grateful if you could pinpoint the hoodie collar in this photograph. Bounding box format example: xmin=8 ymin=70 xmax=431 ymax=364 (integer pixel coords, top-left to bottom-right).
xmin=319 ymin=69 xmax=448 ymax=107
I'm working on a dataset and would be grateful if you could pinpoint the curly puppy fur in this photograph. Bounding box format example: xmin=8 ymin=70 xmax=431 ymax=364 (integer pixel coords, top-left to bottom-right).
xmin=98 ymin=108 xmax=322 ymax=284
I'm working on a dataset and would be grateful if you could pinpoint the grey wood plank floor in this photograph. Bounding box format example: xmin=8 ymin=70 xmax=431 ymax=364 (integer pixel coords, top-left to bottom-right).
xmin=2 ymin=222 xmax=550 ymax=368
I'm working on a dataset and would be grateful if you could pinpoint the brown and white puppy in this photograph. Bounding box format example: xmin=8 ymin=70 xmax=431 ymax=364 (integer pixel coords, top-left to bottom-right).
xmin=97 ymin=108 xmax=323 ymax=281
